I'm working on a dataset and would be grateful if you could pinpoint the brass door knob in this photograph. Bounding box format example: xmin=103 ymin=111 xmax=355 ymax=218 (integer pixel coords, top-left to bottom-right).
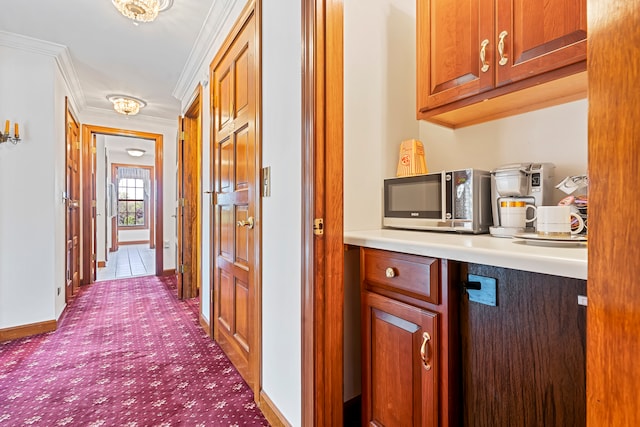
xmin=385 ymin=267 xmax=396 ymax=278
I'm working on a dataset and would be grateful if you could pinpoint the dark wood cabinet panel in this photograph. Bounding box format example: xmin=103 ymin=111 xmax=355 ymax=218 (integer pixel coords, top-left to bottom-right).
xmin=459 ymin=263 xmax=586 ymax=427
xmin=362 ymin=290 xmax=438 ymax=427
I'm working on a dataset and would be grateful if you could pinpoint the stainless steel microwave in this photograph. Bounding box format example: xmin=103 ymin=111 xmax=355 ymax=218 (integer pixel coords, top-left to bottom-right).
xmin=383 ymin=169 xmax=492 ymax=234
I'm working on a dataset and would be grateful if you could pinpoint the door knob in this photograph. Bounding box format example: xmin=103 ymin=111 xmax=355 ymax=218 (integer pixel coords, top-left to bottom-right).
xmin=236 ymin=216 xmax=254 ymax=229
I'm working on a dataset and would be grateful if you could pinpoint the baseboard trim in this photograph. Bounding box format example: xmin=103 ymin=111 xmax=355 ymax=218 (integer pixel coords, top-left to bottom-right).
xmin=199 ymin=314 xmax=211 ymax=339
xmin=0 ymin=319 xmax=57 ymax=342
xmin=97 ymin=261 xmax=106 ymax=268
xmin=162 ymin=269 xmax=176 ymax=277
xmin=259 ymin=390 xmax=291 ymax=427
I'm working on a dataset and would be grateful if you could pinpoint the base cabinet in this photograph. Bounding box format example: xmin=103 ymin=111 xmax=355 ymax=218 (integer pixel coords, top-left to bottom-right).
xmin=360 ymin=248 xmax=459 ymax=427
xmin=362 ymin=291 xmax=438 ymax=427
xmin=459 ymin=263 xmax=586 ymax=426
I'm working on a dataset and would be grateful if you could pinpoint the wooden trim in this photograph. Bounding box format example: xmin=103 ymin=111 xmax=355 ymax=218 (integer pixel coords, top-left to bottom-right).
xmin=259 ymin=390 xmax=291 ymax=427
xmin=162 ymin=269 xmax=177 ymax=277
xmin=182 ymin=84 xmax=203 ymax=300
xmin=301 ymin=0 xmax=344 ymax=425
xmin=82 ymin=125 xmax=164 ymax=279
xmin=97 ymin=261 xmax=106 ymax=268
xmin=0 ymin=320 xmax=57 ymax=342
xmin=118 ymin=240 xmax=150 ymax=245
xmin=587 ymin=1 xmax=640 ymax=425
xmin=199 ymin=315 xmax=211 ymax=339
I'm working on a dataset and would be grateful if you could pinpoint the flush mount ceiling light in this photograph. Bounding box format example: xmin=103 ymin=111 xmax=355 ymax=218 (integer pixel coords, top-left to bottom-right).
xmin=111 ymin=0 xmax=173 ymax=23
xmin=107 ymin=95 xmax=147 ymax=116
xmin=126 ymin=148 xmax=146 ymax=157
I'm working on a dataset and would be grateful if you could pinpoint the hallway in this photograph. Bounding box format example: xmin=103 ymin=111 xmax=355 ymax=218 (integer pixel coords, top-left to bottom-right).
xmin=97 ymin=244 xmax=155 ymax=281
xmin=0 ymin=275 xmax=268 ymax=426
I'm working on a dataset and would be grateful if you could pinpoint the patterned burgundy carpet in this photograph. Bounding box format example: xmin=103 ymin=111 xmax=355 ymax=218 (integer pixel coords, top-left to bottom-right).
xmin=0 ymin=275 xmax=269 ymax=426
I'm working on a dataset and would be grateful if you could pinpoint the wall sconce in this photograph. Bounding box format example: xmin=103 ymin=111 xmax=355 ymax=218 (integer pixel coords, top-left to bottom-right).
xmin=1 ymin=120 xmax=21 ymax=145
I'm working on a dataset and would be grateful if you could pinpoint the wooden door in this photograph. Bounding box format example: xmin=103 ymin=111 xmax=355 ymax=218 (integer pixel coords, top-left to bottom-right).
xmin=211 ymin=3 xmax=261 ymax=398
xmin=65 ymin=99 xmax=81 ymax=301
xmin=176 ymin=117 xmax=185 ymax=298
xmin=362 ymin=291 xmax=438 ymax=427
xmin=417 ymin=0 xmax=495 ymax=111
xmin=495 ymin=0 xmax=587 ymax=86
xmin=176 ymin=89 xmax=203 ymax=300
xmin=89 ymin=134 xmax=97 ymax=283
xmin=587 ymin=0 xmax=640 ymax=424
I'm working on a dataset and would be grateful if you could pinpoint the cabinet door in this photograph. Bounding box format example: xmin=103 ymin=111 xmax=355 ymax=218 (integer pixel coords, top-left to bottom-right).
xmin=362 ymin=290 xmax=438 ymax=427
xmin=460 ymin=264 xmax=586 ymax=426
xmin=495 ymin=0 xmax=587 ymax=86
xmin=417 ymin=0 xmax=495 ymax=111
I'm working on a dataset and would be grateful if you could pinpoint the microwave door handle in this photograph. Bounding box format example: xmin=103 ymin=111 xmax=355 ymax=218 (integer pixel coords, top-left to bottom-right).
xmin=442 ymin=171 xmax=448 ymax=221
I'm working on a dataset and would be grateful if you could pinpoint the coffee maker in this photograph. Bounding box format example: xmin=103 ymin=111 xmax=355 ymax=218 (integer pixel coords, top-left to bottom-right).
xmin=490 ymin=163 xmax=556 ymax=237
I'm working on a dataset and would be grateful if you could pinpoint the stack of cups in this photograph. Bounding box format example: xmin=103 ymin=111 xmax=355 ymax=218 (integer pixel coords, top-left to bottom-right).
xmin=537 ymin=205 xmax=585 ymax=237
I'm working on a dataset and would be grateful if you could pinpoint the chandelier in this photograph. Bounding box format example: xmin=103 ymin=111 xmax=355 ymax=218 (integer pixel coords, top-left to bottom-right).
xmin=107 ymin=95 xmax=147 ymax=116
xmin=111 ymin=0 xmax=173 ymax=23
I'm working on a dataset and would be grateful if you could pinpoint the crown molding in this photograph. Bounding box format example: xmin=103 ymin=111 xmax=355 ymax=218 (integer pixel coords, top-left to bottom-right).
xmin=0 ymin=31 xmax=86 ymax=110
xmin=172 ymin=0 xmax=242 ymax=103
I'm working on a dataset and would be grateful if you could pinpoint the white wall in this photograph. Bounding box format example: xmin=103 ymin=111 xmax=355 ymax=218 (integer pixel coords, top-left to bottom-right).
xmin=418 ymin=100 xmax=588 ymax=203
xmin=0 ymin=47 xmax=61 ymax=328
xmin=261 ymin=1 xmax=302 ymax=424
xmin=343 ymin=0 xmax=421 ymax=402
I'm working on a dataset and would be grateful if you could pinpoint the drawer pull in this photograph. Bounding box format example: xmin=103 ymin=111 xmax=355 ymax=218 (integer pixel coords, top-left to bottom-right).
xmin=385 ymin=267 xmax=396 ymax=278
xmin=498 ymin=30 xmax=509 ymax=66
xmin=420 ymin=332 xmax=432 ymax=371
xmin=480 ymin=39 xmax=490 ymax=72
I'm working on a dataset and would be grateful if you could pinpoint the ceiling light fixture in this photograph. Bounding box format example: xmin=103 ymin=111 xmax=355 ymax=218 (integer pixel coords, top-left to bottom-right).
xmin=107 ymin=95 xmax=147 ymax=116
xmin=126 ymin=148 xmax=146 ymax=157
xmin=112 ymin=0 xmax=174 ymax=23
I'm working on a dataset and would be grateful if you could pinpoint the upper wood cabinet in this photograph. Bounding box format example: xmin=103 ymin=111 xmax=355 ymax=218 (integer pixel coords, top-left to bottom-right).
xmin=417 ymin=0 xmax=587 ymax=128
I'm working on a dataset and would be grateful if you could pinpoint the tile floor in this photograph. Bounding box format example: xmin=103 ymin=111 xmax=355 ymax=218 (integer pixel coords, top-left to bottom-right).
xmin=96 ymin=244 xmax=155 ymax=281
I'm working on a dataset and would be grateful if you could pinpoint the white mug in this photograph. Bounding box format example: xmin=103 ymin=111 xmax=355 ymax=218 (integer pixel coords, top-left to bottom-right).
xmin=500 ymin=201 xmax=537 ymax=229
xmin=537 ymin=205 xmax=585 ymax=237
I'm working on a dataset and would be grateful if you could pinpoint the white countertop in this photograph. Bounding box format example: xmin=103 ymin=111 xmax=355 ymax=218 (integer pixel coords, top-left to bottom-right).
xmin=344 ymin=229 xmax=587 ymax=280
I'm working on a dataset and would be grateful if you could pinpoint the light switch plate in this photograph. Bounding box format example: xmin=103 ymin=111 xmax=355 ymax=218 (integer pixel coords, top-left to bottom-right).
xmin=467 ymin=274 xmax=497 ymax=306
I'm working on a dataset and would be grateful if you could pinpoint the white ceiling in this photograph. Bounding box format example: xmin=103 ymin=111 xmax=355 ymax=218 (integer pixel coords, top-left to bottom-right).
xmin=0 ymin=0 xmax=222 ymax=120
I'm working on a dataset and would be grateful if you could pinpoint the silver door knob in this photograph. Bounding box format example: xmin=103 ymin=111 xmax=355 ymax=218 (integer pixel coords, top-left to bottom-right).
xmin=236 ymin=216 xmax=254 ymax=229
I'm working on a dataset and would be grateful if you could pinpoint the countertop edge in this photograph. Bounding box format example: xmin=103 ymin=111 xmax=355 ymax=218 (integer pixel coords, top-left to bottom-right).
xmin=344 ymin=229 xmax=587 ymax=280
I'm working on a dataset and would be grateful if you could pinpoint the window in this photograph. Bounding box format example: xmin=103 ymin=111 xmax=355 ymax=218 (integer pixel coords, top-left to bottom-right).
xmin=118 ymin=178 xmax=146 ymax=227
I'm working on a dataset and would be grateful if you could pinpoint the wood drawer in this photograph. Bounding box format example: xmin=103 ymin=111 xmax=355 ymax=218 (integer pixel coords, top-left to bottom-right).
xmin=361 ymin=248 xmax=440 ymax=305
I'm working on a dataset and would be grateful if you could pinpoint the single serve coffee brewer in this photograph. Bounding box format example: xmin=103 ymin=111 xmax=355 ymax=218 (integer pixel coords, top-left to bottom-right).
xmin=490 ymin=163 xmax=555 ymax=237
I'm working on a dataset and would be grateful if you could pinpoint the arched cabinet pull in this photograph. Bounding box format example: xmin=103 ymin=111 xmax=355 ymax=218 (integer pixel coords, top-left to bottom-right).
xmin=420 ymin=331 xmax=432 ymax=371
xmin=480 ymin=39 xmax=490 ymax=72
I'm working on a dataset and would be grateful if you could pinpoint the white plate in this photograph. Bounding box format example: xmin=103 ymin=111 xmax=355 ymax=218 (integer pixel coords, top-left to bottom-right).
xmin=513 ymin=232 xmax=587 ymax=247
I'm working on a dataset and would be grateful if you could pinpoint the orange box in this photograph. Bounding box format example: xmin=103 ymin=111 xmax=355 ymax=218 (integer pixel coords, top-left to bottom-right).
xmin=396 ymin=139 xmax=428 ymax=177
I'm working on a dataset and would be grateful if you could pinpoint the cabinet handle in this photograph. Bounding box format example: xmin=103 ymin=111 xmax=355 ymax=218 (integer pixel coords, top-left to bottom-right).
xmin=480 ymin=39 xmax=490 ymax=72
xmin=385 ymin=267 xmax=396 ymax=278
xmin=498 ymin=30 xmax=509 ymax=66
xmin=420 ymin=332 xmax=432 ymax=371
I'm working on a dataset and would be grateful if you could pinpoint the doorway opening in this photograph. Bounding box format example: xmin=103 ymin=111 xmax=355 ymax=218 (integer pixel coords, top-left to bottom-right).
xmin=81 ymin=125 xmax=165 ymax=285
